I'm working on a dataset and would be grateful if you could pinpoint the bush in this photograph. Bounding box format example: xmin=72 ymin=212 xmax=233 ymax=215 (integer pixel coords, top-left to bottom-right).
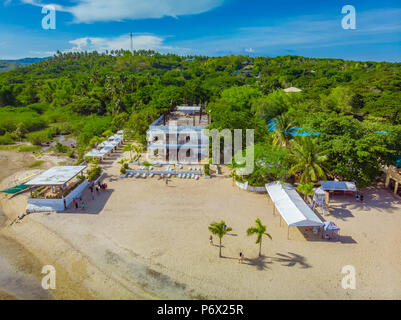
xmin=0 ymin=133 xmax=14 ymax=145
xmin=87 ymin=165 xmax=102 ymax=181
xmin=55 ymin=142 xmax=68 ymax=153
xmin=123 ymin=163 xmax=129 ymax=169
xmin=26 ymin=128 xmax=56 ymax=145
xmin=204 ymin=164 xmax=210 ymax=176
xmin=120 ymin=166 xmax=127 ymax=174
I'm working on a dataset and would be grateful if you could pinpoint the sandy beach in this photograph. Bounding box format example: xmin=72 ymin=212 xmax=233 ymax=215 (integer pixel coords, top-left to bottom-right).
xmin=1 ymin=148 xmax=401 ymax=299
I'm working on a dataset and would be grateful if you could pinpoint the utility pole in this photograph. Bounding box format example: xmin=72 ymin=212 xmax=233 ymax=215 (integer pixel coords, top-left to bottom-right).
xmin=130 ymin=32 xmax=133 ymax=54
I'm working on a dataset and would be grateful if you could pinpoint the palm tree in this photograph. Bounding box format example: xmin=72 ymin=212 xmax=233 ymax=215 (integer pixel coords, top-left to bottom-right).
xmin=246 ymin=218 xmax=272 ymax=257
xmin=132 ymin=144 xmax=143 ymax=162
xmin=289 ymin=137 xmax=328 ymax=183
xmin=208 ymin=221 xmax=232 ymax=258
xmin=122 ymin=143 xmax=135 ymax=161
xmin=273 ymin=114 xmax=296 ymax=147
xmin=297 ymin=183 xmax=315 ymax=203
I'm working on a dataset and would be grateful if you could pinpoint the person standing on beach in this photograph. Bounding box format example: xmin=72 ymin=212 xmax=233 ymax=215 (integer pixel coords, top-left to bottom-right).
xmin=209 ymin=235 xmax=213 ymax=246
xmin=75 ymin=199 xmax=78 ymax=210
xmin=96 ymin=186 xmax=99 ymax=194
xmin=82 ymin=201 xmax=85 ymax=210
xmin=238 ymin=252 xmax=244 ymax=264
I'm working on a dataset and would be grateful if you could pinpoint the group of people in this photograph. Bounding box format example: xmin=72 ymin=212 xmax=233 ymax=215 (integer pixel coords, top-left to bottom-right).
xmin=70 ymin=181 xmax=108 ymax=210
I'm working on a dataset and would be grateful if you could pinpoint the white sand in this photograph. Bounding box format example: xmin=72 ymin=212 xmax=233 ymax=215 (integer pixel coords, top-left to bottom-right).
xmin=1 ymin=150 xmax=401 ymax=299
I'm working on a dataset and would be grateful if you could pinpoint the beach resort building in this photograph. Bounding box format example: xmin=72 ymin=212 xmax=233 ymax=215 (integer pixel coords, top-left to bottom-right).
xmin=146 ymin=106 xmax=210 ymax=164
xmin=25 ymin=166 xmax=88 ymax=212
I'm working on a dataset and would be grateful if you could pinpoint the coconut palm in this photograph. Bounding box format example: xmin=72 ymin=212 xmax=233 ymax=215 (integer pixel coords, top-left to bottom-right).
xmin=246 ymin=218 xmax=272 ymax=257
xmin=273 ymin=114 xmax=296 ymax=146
xmin=122 ymin=143 xmax=135 ymax=161
xmin=208 ymin=221 xmax=232 ymax=258
xmin=289 ymin=137 xmax=328 ymax=183
xmin=296 ymin=183 xmax=315 ymax=203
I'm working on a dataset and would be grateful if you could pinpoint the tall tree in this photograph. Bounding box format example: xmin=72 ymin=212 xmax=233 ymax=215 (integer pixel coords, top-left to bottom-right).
xmin=208 ymin=221 xmax=232 ymax=258
xmin=246 ymin=218 xmax=272 ymax=257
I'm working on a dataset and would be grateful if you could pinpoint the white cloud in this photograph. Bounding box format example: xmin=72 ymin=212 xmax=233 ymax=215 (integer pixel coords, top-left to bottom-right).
xmin=66 ymin=34 xmax=168 ymax=52
xmin=245 ymin=48 xmax=254 ymax=53
xmin=22 ymin=0 xmax=224 ymax=23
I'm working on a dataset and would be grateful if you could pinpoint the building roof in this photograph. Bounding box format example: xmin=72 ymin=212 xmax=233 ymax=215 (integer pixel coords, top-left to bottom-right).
xmin=177 ymin=106 xmax=201 ymax=112
xmin=284 ymin=87 xmax=302 ymax=93
xmin=320 ymin=181 xmax=357 ymax=192
xmin=265 ymin=182 xmax=324 ymax=227
xmin=25 ymin=166 xmax=86 ymax=186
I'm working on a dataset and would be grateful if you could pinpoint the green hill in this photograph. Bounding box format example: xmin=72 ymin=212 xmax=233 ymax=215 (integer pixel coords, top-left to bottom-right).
xmin=0 ymin=50 xmax=400 ymax=187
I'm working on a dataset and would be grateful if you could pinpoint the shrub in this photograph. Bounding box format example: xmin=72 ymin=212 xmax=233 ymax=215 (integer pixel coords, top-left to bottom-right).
xmin=55 ymin=142 xmax=68 ymax=153
xmin=204 ymin=164 xmax=210 ymax=176
xmin=87 ymin=165 xmax=102 ymax=181
xmin=120 ymin=166 xmax=127 ymax=174
xmin=0 ymin=133 xmax=14 ymax=145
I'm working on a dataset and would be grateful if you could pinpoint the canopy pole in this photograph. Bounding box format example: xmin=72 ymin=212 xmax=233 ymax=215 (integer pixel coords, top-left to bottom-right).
xmin=287 ymin=225 xmax=290 ymax=240
xmin=280 ymin=215 xmax=282 ymax=227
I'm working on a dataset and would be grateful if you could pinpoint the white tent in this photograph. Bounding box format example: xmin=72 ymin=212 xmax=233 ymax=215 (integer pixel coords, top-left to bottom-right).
xmin=84 ymin=149 xmax=107 ymax=159
xmin=265 ymin=182 xmax=324 ymax=238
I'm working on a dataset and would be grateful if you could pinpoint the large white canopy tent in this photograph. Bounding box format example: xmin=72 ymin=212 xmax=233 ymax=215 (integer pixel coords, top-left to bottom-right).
xmin=265 ymin=182 xmax=324 ymax=239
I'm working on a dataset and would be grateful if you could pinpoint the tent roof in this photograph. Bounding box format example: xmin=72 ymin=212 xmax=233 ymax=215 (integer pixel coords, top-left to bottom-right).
xmin=314 ymin=187 xmax=326 ymax=196
xmin=323 ymin=221 xmax=340 ymax=231
xmin=320 ymin=181 xmax=357 ymax=192
xmin=84 ymin=149 xmax=107 ymax=158
xmin=25 ymin=166 xmax=86 ymax=186
xmin=265 ymin=182 xmax=324 ymax=227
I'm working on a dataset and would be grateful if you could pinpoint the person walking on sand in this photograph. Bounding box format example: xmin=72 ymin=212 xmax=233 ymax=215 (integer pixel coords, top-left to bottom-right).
xmin=74 ymin=199 xmax=78 ymax=210
xmin=209 ymin=235 xmax=213 ymax=246
xmin=238 ymin=252 xmax=244 ymax=264
xmin=95 ymin=186 xmax=99 ymax=194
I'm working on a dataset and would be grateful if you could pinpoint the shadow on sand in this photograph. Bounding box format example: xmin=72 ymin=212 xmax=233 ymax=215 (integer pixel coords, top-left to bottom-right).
xmin=61 ymin=188 xmax=114 ymax=215
xmin=270 ymin=252 xmax=312 ymax=268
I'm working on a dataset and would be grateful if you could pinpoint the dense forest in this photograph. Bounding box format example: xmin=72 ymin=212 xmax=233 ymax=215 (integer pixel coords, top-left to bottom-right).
xmin=0 ymin=50 xmax=400 ymax=187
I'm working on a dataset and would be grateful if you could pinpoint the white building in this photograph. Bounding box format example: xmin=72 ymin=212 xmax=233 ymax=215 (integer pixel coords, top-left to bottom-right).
xmin=147 ymin=106 xmax=210 ymax=164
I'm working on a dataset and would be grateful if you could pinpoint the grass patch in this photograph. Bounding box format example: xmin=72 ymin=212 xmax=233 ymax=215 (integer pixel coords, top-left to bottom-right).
xmin=18 ymin=145 xmax=42 ymax=152
xmin=28 ymin=160 xmax=45 ymax=168
xmin=0 ymin=145 xmax=20 ymax=151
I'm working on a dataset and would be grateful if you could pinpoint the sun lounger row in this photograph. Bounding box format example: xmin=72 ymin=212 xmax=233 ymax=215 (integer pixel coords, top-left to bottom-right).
xmin=177 ymin=174 xmax=199 ymax=179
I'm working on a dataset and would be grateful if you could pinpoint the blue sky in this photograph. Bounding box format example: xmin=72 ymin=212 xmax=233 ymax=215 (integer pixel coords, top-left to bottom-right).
xmin=0 ymin=0 xmax=400 ymax=61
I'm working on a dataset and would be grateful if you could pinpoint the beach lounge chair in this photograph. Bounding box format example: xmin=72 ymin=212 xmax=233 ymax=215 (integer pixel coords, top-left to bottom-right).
xmin=142 ymin=173 xmax=147 ymax=178
xmin=149 ymin=173 xmax=154 ymax=178
xmin=167 ymin=174 xmax=172 ymax=178
xmin=135 ymin=173 xmax=140 ymax=178
xmin=195 ymin=175 xmax=199 ymax=180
